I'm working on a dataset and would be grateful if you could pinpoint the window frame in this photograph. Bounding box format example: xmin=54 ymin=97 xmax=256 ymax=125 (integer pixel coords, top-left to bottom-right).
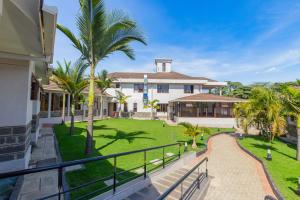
xmin=184 ymin=85 xmax=194 ymax=94
xmin=134 ymin=83 xmax=144 ymax=93
xmin=157 ymin=103 xmax=168 ymax=112
xmin=157 ymin=84 xmax=169 ymax=93
xmin=133 ymin=103 xmax=137 ymax=112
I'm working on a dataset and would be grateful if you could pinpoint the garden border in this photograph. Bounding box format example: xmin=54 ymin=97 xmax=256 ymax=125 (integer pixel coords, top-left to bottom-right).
xmin=196 ymin=131 xmax=232 ymax=157
xmin=235 ymin=136 xmax=285 ymax=200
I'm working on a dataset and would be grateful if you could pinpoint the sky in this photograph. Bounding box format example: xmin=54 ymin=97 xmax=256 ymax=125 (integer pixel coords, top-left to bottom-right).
xmin=45 ymin=0 xmax=300 ymax=84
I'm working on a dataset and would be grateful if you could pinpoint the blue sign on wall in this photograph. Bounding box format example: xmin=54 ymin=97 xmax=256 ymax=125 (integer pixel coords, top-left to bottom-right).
xmin=143 ymin=74 xmax=148 ymax=105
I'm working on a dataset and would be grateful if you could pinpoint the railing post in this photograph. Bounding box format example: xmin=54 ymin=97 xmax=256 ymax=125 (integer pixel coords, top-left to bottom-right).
xmin=113 ymin=156 xmax=117 ymax=193
xmin=205 ymin=159 xmax=208 ymax=177
xmin=144 ymin=151 xmax=147 ymax=179
xmin=197 ymin=166 xmax=200 ymax=189
xmin=178 ymin=143 xmax=181 ymax=159
xmin=180 ymin=182 xmax=183 ymax=200
xmin=58 ymin=167 xmax=63 ymax=200
xmin=162 ymin=147 xmax=165 ymax=168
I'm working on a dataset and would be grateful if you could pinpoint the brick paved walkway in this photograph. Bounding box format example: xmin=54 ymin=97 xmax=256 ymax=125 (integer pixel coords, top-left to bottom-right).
xmin=194 ymin=134 xmax=275 ymax=200
xmin=17 ymin=126 xmax=61 ymax=200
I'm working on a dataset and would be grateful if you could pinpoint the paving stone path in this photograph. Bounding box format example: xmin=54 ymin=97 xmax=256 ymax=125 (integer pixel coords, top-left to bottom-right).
xmin=17 ymin=126 xmax=61 ymax=200
xmin=192 ymin=134 xmax=276 ymax=200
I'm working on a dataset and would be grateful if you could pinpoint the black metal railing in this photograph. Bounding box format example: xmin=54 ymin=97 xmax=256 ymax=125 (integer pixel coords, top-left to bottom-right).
xmin=156 ymin=157 xmax=208 ymax=200
xmin=0 ymin=143 xmax=182 ymax=200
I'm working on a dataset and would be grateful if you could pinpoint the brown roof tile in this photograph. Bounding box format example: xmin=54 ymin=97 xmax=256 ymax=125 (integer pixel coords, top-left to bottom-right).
xmin=171 ymin=93 xmax=245 ymax=102
xmin=108 ymin=71 xmax=216 ymax=82
xmin=42 ymin=81 xmax=111 ymax=96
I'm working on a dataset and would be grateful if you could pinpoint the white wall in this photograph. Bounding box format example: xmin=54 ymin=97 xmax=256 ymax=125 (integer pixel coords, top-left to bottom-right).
xmin=156 ymin=62 xmax=171 ymax=72
xmin=175 ymin=117 xmax=237 ymax=128
xmin=107 ymin=83 xmax=202 ymax=113
xmin=0 ymin=59 xmax=32 ymax=126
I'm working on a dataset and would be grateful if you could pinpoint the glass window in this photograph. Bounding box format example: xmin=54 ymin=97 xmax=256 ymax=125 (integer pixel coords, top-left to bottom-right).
xmin=40 ymin=93 xmax=49 ymax=111
xmin=184 ymin=85 xmax=194 ymax=94
xmin=157 ymin=84 xmax=169 ymax=93
xmin=115 ymin=83 xmax=120 ymax=88
xmin=133 ymin=103 xmax=137 ymax=112
xmin=157 ymin=104 xmax=168 ymax=112
xmin=134 ymin=84 xmax=144 ymax=93
xmin=162 ymin=63 xmax=166 ymax=72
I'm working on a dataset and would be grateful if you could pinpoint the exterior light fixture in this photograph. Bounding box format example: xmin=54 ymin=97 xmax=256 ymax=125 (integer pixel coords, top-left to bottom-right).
xmin=184 ymin=142 xmax=188 ymax=152
xmin=201 ymin=133 xmax=204 ymax=140
xmin=266 ymin=148 xmax=272 ymax=161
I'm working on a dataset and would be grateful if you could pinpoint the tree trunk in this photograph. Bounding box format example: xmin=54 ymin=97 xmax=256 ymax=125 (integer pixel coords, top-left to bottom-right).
xmin=297 ymin=129 xmax=300 ymax=161
xmin=151 ymin=107 xmax=154 ymax=120
xmin=70 ymin=98 xmax=75 ymax=135
xmin=192 ymin=136 xmax=197 ymax=149
xmin=119 ymin=103 xmax=122 ymax=117
xmin=100 ymin=95 xmax=103 ymax=119
xmin=85 ymin=65 xmax=95 ymax=155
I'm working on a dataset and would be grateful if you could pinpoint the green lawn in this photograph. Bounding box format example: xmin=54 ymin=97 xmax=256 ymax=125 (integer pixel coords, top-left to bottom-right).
xmin=239 ymin=136 xmax=300 ymax=200
xmin=54 ymin=118 xmax=232 ymax=199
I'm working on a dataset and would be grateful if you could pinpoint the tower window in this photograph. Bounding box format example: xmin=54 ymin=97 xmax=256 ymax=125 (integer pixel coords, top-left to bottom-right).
xmin=162 ymin=63 xmax=166 ymax=72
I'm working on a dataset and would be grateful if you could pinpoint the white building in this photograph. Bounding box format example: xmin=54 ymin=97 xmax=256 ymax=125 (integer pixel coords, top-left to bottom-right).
xmin=0 ymin=0 xmax=57 ymax=172
xmin=107 ymin=59 xmax=245 ymax=127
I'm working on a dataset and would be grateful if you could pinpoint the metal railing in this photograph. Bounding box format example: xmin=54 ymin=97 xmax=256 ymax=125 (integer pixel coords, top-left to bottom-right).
xmin=0 ymin=143 xmax=182 ymax=200
xmin=156 ymin=157 xmax=208 ymax=200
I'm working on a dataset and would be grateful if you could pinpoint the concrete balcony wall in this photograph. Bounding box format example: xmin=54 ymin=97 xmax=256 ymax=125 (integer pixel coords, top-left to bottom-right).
xmin=0 ymin=58 xmax=34 ymax=172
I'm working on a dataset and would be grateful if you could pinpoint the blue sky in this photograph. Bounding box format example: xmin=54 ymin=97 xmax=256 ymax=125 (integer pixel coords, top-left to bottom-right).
xmin=45 ymin=0 xmax=300 ymax=84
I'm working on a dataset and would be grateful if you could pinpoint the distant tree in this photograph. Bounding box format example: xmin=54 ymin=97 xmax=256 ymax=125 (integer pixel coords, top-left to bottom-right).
xmin=95 ymin=70 xmax=114 ymax=119
xmin=51 ymin=60 xmax=88 ymax=135
xmin=179 ymin=122 xmax=207 ymax=149
xmin=115 ymin=90 xmax=130 ymax=117
xmin=144 ymin=99 xmax=160 ymax=120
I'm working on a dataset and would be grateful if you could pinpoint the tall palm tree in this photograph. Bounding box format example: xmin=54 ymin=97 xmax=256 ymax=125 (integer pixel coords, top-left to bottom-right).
xmin=279 ymin=82 xmax=300 ymax=160
xmin=144 ymin=99 xmax=160 ymax=120
xmin=179 ymin=122 xmax=201 ymax=149
xmin=57 ymin=0 xmax=146 ymax=154
xmin=51 ymin=60 xmax=88 ymax=135
xmin=115 ymin=90 xmax=130 ymax=117
xmin=95 ymin=70 xmax=114 ymax=119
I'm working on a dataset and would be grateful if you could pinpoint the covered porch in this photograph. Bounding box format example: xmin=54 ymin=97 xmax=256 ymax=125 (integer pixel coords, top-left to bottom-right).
xmin=39 ymin=81 xmax=112 ymax=124
xmin=169 ymin=94 xmax=245 ymax=128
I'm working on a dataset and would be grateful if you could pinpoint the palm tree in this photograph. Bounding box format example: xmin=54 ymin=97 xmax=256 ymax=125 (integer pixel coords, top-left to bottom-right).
xmin=115 ymin=90 xmax=130 ymax=117
xmin=51 ymin=60 xmax=88 ymax=135
xmin=179 ymin=122 xmax=201 ymax=149
xmin=57 ymin=0 xmax=146 ymax=154
xmin=95 ymin=70 xmax=114 ymax=119
xmin=144 ymin=99 xmax=160 ymax=120
xmin=278 ymin=82 xmax=300 ymax=160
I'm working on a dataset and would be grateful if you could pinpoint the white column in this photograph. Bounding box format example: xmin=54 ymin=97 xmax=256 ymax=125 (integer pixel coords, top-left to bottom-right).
xmin=62 ymin=93 xmax=66 ymax=121
xmin=67 ymin=94 xmax=71 ymax=116
xmin=48 ymin=92 xmax=52 ymax=118
xmin=219 ymin=89 xmax=222 ymax=96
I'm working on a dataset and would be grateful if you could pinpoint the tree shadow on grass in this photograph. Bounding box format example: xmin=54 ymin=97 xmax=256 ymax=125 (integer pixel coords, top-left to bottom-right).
xmin=94 ymin=130 xmax=155 ymax=151
xmin=250 ymin=143 xmax=297 ymax=160
xmin=54 ymin=123 xmax=145 ymax=199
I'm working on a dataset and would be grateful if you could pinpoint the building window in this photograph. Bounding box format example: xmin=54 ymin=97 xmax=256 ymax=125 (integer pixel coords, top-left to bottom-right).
xmin=157 ymin=104 xmax=168 ymax=112
xmin=31 ymin=76 xmax=39 ymax=100
xmin=115 ymin=83 xmax=120 ymax=88
xmin=184 ymin=85 xmax=194 ymax=94
xmin=133 ymin=103 xmax=137 ymax=112
xmin=157 ymin=84 xmax=169 ymax=93
xmin=134 ymin=83 xmax=144 ymax=93
xmin=162 ymin=63 xmax=166 ymax=72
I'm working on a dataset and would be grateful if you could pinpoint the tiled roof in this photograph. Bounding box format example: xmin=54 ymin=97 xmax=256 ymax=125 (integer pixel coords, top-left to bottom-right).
xmin=170 ymin=93 xmax=245 ymax=102
xmin=108 ymin=71 xmax=216 ymax=82
xmin=42 ymin=81 xmax=111 ymax=97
